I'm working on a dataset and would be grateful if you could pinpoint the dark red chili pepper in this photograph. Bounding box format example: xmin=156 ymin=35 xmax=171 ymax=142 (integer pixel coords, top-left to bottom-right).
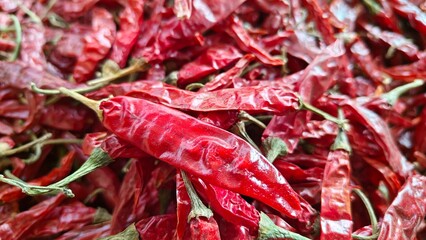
xmin=55 ymin=222 xmax=111 ymax=240
xmin=73 ymin=7 xmax=116 ymax=82
xmin=108 ymin=0 xmax=143 ymax=68
xmin=0 ymin=194 xmax=65 ymax=239
xmin=343 ymin=102 xmax=414 ymax=178
xmin=224 ymin=16 xmax=283 ymax=66
xmin=389 ymin=0 xmax=426 ymax=35
xmin=110 ymin=159 xmax=146 ymax=234
xmin=377 ymin=174 xmax=426 ymax=240
xmin=19 ymin=21 xmax=46 ymax=70
xmin=84 ymin=166 xmax=120 ymax=210
xmin=26 ymin=201 xmax=98 ymax=239
xmin=320 ymin=130 xmax=353 ymax=240
xmin=177 ymin=44 xmax=242 ymax=87
xmin=136 ymin=214 xmax=177 ymax=240
xmin=199 ymin=54 xmax=255 ymax=92
xmin=52 ymin=0 xmax=99 ymax=22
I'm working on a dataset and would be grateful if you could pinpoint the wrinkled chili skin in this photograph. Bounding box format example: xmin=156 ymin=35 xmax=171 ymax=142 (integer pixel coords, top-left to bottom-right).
xmin=99 ymin=96 xmax=302 ymax=218
xmin=186 ymin=217 xmax=221 ymax=240
xmin=378 ymin=174 xmax=426 ymax=240
xmin=320 ymin=150 xmax=353 ymax=240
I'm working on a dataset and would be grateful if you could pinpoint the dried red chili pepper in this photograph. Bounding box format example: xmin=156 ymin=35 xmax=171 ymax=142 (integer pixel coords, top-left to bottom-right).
xmin=136 ymin=214 xmax=177 ymax=240
xmin=389 ymin=0 xmax=426 ymax=35
xmin=108 ymin=0 xmax=143 ymax=68
xmin=56 ymin=221 xmax=111 ymax=240
xmin=55 ymin=89 xmax=304 ymax=219
xmin=320 ymin=129 xmax=353 ymax=240
xmin=19 ymin=21 xmax=46 ymax=70
xmin=73 ymin=7 xmax=116 ymax=82
xmin=177 ymin=44 xmax=242 ymax=87
xmin=0 ymin=194 xmax=65 ymax=239
xmin=378 ymin=174 xmax=426 ymax=240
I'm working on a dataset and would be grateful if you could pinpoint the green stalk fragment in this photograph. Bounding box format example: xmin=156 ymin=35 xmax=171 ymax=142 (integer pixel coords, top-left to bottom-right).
xmin=185 ymin=83 xmax=205 ymax=91
xmin=257 ymin=212 xmax=310 ymax=240
xmin=231 ymin=121 xmax=261 ymax=152
xmin=58 ymin=87 xmax=103 ymax=120
xmin=9 ymin=14 xmax=22 ymax=61
xmin=50 ymin=148 xmax=113 ymax=188
xmin=299 ymin=99 xmax=346 ymax=128
xmin=0 ymin=171 xmax=72 ymax=197
xmin=361 ymin=0 xmax=382 ymax=14
xmin=93 ymin=207 xmax=112 ymax=224
xmin=0 ymin=133 xmax=52 ymax=158
xmin=181 ymin=171 xmax=213 ymax=221
xmin=239 ymin=111 xmax=267 ymax=129
xmin=87 ymin=58 xmax=148 ymax=86
xmin=99 ymin=224 xmax=139 ymax=240
xmin=351 ymin=189 xmax=379 ymax=240
xmin=262 ymin=137 xmax=288 ymax=163
xmin=381 ymin=79 xmax=424 ymax=106
xmin=0 ymin=148 xmax=113 ymax=198
xmin=31 ymin=82 xmax=107 ymax=95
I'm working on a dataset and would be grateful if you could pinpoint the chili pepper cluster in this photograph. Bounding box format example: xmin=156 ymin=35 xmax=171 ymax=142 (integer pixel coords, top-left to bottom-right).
xmin=0 ymin=0 xmax=425 ymax=239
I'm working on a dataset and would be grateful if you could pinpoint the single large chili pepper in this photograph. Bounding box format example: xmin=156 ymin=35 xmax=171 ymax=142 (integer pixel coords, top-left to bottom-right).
xmin=0 ymin=194 xmax=65 ymax=239
xmin=377 ymin=174 xmax=426 ymax=240
xmin=177 ymin=44 xmax=242 ymax=87
xmin=320 ymin=127 xmax=353 ymax=240
xmin=73 ymin=7 xmax=116 ymax=82
xmin=54 ymin=88 xmax=303 ymax=219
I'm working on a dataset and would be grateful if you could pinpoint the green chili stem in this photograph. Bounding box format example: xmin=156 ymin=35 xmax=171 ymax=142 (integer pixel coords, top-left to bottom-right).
xmin=9 ymin=14 xmax=22 ymax=61
xmin=299 ymin=99 xmax=345 ymax=127
xmin=257 ymin=212 xmax=310 ymax=240
xmin=0 ymin=26 xmax=15 ymax=32
xmin=99 ymin=224 xmax=139 ymax=240
xmin=0 ymin=133 xmax=52 ymax=158
xmin=185 ymin=83 xmax=205 ymax=91
xmin=22 ymin=142 xmax=42 ymax=164
xmin=239 ymin=111 xmax=267 ymax=129
xmin=331 ymin=109 xmax=351 ymax=152
xmin=50 ymin=148 xmax=113 ymax=188
xmin=240 ymin=62 xmax=261 ymax=77
xmin=87 ymin=59 xmax=147 ymax=86
xmin=362 ymin=0 xmax=382 ymax=15
xmin=19 ymin=4 xmax=42 ymax=23
xmin=262 ymin=137 xmax=288 ymax=163
xmin=232 ymin=121 xmax=261 ymax=152
xmin=43 ymin=138 xmax=83 ymax=145
xmin=0 ymin=171 xmax=73 ymax=197
xmin=181 ymin=171 xmax=213 ymax=221
xmin=381 ymin=79 xmax=424 ymax=105
xmin=351 ymin=189 xmax=379 ymax=239
xmin=30 ymin=82 xmax=107 ymax=95
xmin=58 ymin=87 xmax=103 ymax=120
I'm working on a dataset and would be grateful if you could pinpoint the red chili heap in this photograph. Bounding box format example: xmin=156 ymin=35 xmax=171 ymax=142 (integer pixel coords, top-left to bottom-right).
xmin=0 ymin=0 xmax=425 ymax=239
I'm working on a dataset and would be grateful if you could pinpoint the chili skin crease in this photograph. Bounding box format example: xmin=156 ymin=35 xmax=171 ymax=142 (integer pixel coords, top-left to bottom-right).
xmin=98 ymin=95 xmax=302 ymax=218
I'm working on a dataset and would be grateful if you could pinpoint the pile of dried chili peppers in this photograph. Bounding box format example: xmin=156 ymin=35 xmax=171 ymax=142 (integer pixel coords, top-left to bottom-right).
xmin=0 ymin=0 xmax=426 ymax=239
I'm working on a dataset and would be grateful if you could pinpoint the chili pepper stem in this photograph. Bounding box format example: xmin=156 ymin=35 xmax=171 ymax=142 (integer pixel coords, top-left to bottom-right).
xmin=257 ymin=212 xmax=310 ymax=240
xmin=299 ymin=99 xmax=346 ymax=128
xmin=381 ymin=79 xmax=424 ymax=105
xmin=0 ymin=171 xmax=73 ymax=197
xmin=351 ymin=189 xmax=379 ymax=239
xmin=181 ymin=171 xmax=214 ymax=220
xmin=262 ymin=137 xmax=288 ymax=163
xmin=331 ymin=109 xmax=351 ymax=152
xmin=0 ymin=133 xmax=52 ymax=158
xmin=87 ymin=58 xmax=147 ymax=86
xmin=8 ymin=14 xmax=22 ymax=61
xmin=31 ymin=82 xmax=107 ymax=95
xmin=239 ymin=111 xmax=267 ymax=129
xmin=58 ymin=87 xmax=103 ymax=120
xmin=232 ymin=121 xmax=261 ymax=152
xmin=50 ymin=148 xmax=113 ymax=188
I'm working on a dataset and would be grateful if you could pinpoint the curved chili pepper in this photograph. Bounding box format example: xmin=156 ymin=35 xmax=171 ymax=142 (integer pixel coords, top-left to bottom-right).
xmin=73 ymin=7 xmax=116 ymax=82
xmin=177 ymin=44 xmax=242 ymax=87
xmin=377 ymin=174 xmax=426 ymax=240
